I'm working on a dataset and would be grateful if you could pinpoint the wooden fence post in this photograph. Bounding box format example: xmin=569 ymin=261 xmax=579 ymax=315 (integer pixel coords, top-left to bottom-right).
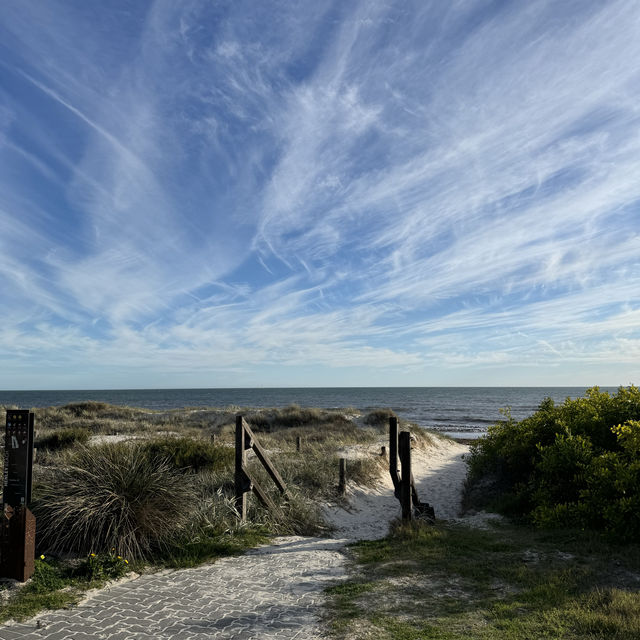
xmin=398 ymin=431 xmax=412 ymax=521
xmin=339 ymin=458 xmax=347 ymax=496
xmin=296 ymin=436 xmax=302 ymax=452
xmin=235 ymin=415 xmax=248 ymax=521
xmin=389 ymin=417 xmax=400 ymax=494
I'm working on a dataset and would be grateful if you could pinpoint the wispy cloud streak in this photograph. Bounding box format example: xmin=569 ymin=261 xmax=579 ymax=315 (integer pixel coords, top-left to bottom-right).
xmin=0 ymin=0 xmax=639 ymax=388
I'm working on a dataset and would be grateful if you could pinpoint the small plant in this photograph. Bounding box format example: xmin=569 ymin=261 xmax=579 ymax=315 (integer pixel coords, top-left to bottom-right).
xmin=25 ymin=556 xmax=66 ymax=594
xmin=59 ymin=401 xmax=112 ymax=417
xmin=79 ymin=551 xmax=130 ymax=581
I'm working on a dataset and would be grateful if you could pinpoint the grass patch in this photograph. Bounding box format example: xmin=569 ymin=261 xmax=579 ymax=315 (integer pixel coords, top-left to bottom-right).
xmin=363 ymin=408 xmax=397 ymax=426
xmin=161 ymin=526 xmax=270 ymax=568
xmin=326 ymin=520 xmax=640 ymax=639
xmin=140 ymin=436 xmax=234 ymax=472
xmin=0 ymin=554 xmax=130 ymax=624
xmin=35 ymin=427 xmax=90 ymax=451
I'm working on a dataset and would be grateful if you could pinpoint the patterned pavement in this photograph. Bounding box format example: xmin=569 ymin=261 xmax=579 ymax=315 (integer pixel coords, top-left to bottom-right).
xmin=0 ymin=537 xmax=348 ymax=640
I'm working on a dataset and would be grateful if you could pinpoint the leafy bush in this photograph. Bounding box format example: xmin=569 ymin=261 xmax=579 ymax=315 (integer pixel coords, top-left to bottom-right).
xmin=25 ymin=557 xmax=66 ymax=594
xmin=466 ymin=386 xmax=640 ymax=540
xmin=140 ymin=436 xmax=234 ymax=472
xmin=33 ymin=442 xmax=198 ymax=560
xmin=36 ymin=427 xmax=90 ymax=451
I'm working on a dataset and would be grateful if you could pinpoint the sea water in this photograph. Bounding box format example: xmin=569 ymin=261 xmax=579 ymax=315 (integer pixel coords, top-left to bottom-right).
xmin=0 ymin=387 xmax=617 ymax=437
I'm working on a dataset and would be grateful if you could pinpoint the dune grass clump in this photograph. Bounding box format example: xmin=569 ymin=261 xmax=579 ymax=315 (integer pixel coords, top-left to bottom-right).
xmin=246 ymin=405 xmax=351 ymax=432
xmin=35 ymin=427 xmax=90 ymax=451
xmin=139 ymin=436 xmax=234 ymax=473
xmin=363 ymin=408 xmax=397 ymax=426
xmin=33 ymin=442 xmax=198 ymax=561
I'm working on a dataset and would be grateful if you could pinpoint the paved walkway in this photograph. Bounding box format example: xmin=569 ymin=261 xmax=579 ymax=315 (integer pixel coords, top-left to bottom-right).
xmin=0 ymin=537 xmax=348 ymax=640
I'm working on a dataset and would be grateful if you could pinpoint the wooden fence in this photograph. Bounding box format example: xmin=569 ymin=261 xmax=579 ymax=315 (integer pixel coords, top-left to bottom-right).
xmin=235 ymin=415 xmax=290 ymax=521
xmin=389 ymin=417 xmax=435 ymax=522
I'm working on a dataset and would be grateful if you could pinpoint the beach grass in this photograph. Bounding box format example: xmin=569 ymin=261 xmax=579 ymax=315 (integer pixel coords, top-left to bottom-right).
xmin=1 ymin=401 xmax=385 ymax=622
xmin=325 ymin=519 xmax=640 ymax=639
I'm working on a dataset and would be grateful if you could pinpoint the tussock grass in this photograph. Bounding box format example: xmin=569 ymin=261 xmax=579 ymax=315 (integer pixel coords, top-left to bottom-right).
xmin=35 ymin=427 xmax=90 ymax=451
xmin=139 ymin=436 xmax=234 ymax=473
xmin=25 ymin=401 xmax=384 ymax=558
xmin=363 ymin=408 xmax=397 ymax=426
xmin=33 ymin=442 xmax=199 ymax=561
xmin=245 ymin=404 xmax=353 ymax=432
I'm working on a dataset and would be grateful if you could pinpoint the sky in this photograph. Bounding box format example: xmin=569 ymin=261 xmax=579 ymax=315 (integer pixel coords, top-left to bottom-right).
xmin=1 ymin=0 xmax=639 ymax=390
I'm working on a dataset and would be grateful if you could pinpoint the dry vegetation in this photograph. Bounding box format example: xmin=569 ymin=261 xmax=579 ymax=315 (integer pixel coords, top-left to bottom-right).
xmin=0 ymin=401 xmax=404 ymax=622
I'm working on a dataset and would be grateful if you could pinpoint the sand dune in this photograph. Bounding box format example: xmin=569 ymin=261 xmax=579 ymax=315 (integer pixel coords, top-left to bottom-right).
xmin=324 ymin=437 xmax=471 ymax=540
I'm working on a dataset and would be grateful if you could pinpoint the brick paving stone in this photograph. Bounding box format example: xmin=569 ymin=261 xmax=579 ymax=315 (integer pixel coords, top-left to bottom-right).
xmin=0 ymin=537 xmax=348 ymax=640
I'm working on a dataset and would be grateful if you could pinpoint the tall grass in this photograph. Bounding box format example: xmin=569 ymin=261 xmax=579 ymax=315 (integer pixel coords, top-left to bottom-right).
xmin=140 ymin=436 xmax=234 ymax=472
xmin=35 ymin=427 xmax=90 ymax=451
xmin=33 ymin=442 xmax=198 ymax=561
xmin=27 ymin=403 xmax=386 ymax=556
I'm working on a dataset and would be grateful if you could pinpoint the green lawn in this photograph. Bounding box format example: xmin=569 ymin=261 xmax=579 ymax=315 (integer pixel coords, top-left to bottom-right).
xmin=326 ymin=520 xmax=640 ymax=639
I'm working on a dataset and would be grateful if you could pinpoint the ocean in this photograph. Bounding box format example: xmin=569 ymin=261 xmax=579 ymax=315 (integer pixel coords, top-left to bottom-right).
xmin=0 ymin=387 xmax=617 ymax=438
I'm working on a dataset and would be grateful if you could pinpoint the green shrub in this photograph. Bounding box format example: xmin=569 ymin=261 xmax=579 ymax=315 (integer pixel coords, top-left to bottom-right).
xmin=140 ymin=436 xmax=234 ymax=472
xmin=467 ymin=386 xmax=640 ymax=540
xmin=36 ymin=427 xmax=90 ymax=451
xmin=33 ymin=442 xmax=198 ymax=560
xmin=25 ymin=557 xmax=66 ymax=594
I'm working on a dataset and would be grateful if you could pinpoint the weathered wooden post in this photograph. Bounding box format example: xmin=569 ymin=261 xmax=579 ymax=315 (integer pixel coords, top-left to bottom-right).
xmin=1 ymin=410 xmax=36 ymax=581
xmin=398 ymin=431 xmax=412 ymax=521
xmin=338 ymin=458 xmax=347 ymax=496
xmin=389 ymin=417 xmax=400 ymax=494
xmin=235 ymin=415 xmax=248 ymax=521
xmin=296 ymin=436 xmax=302 ymax=452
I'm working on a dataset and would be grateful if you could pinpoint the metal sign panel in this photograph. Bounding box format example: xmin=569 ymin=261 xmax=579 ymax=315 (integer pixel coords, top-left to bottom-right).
xmin=3 ymin=410 xmax=34 ymax=507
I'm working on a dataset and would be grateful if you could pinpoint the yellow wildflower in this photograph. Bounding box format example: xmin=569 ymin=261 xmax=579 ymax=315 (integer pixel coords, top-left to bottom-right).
xmin=40 ymin=555 xmax=45 ymax=560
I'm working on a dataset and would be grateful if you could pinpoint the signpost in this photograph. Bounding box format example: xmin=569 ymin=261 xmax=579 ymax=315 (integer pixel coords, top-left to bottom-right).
xmin=3 ymin=410 xmax=34 ymax=507
xmin=1 ymin=410 xmax=36 ymax=581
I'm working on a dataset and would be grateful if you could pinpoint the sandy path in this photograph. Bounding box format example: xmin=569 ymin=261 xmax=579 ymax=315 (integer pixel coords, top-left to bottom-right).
xmin=324 ymin=437 xmax=469 ymax=539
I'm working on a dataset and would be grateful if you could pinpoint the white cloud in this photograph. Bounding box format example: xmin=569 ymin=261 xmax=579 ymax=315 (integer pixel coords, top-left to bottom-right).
xmin=1 ymin=0 xmax=639 ymax=388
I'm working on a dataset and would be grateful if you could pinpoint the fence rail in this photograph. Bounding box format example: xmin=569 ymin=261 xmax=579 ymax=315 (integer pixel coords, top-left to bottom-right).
xmin=235 ymin=416 xmax=290 ymax=521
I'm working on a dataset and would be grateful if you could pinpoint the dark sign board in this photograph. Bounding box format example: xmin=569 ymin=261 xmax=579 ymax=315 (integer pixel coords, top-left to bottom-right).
xmin=3 ymin=410 xmax=34 ymax=507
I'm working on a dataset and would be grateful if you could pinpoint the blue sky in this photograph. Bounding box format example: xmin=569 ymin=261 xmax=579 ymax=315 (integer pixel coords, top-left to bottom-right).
xmin=1 ymin=0 xmax=639 ymax=390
